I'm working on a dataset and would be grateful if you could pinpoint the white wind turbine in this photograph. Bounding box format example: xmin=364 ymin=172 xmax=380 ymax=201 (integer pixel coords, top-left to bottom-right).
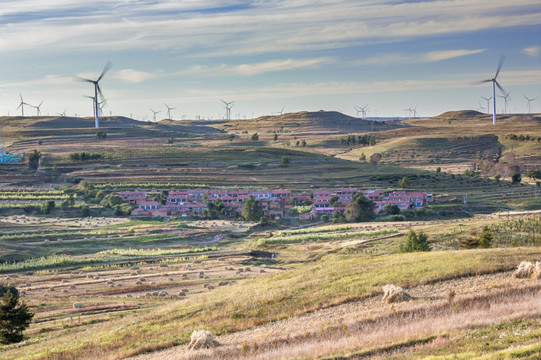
xmin=150 ymin=108 xmax=160 ymax=123
xmin=74 ymin=61 xmax=112 ymax=128
xmin=524 ymin=95 xmax=536 ymax=114
xmin=498 ymin=92 xmax=511 ymax=114
xmin=17 ymin=94 xmax=31 ymax=117
xmin=480 ymin=96 xmax=492 ymax=115
xmin=472 ymin=56 xmax=507 ymax=125
xmin=221 ymin=99 xmax=234 ymax=120
xmin=164 ymin=103 xmax=176 ymax=120
xmin=34 ymin=101 xmax=44 ymax=116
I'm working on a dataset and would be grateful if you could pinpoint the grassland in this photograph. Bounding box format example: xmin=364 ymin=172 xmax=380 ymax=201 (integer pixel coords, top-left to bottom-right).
xmin=1 ymin=110 xmax=540 ymax=359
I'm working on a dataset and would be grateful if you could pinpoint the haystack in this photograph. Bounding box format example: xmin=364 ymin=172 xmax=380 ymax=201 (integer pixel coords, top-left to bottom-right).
xmin=513 ymin=261 xmax=535 ymax=279
xmin=187 ymin=330 xmax=220 ymax=350
xmin=382 ymin=284 xmax=411 ymax=303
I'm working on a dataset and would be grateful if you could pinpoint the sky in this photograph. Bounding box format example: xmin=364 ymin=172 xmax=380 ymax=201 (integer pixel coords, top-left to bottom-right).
xmin=0 ymin=0 xmax=540 ymax=121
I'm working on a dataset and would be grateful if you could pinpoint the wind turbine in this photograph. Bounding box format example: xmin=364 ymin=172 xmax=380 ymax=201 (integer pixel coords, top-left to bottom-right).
xmin=56 ymin=110 xmax=66 ymax=117
xmin=498 ymin=92 xmax=511 ymax=114
xmin=164 ymin=103 xmax=176 ymax=120
xmin=150 ymin=108 xmax=160 ymax=123
xmin=221 ymin=99 xmax=234 ymax=120
xmin=17 ymin=94 xmax=31 ymax=117
xmin=480 ymin=96 xmax=492 ymax=115
xmin=472 ymin=56 xmax=507 ymax=125
xmin=354 ymin=106 xmax=362 ymax=119
xmin=84 ymin=96 xmax=105 ymax=117
xmin=524 ymin=95 xmax=536 ymax=114
xmin=410 ymin=106 xmax=417 ymax=118
xmin=34 ymin=101 xmax=44 ymax=116
xmin=74 ymin=61 xmax=112 ymax=128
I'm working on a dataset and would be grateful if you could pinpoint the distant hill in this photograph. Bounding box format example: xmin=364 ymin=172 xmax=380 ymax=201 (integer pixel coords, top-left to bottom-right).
xmin=214 ymin=111 xmax=405 ymax=134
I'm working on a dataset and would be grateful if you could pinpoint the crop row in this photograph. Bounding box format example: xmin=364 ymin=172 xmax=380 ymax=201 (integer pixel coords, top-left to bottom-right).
xmin=258 ymin=229 xmax=398 ymax=245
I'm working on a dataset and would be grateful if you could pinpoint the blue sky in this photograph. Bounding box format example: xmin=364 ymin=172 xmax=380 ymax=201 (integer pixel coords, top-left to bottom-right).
xmin=0 ymin=0 xmax=540 ymax=120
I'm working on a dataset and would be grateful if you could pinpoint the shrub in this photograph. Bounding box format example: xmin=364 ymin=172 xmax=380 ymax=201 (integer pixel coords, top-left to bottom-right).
xmin=512 ymin=173 xmax=522 ymax=184
xmin=479 ymin=226 xmax=493 ymax=248
xmin=96 ymin=131 xmax=107 ymax=139
xmin=369 ymin=153 xmax=382 ymax=164
xmin=398 ymin=176 xmax=410 ymax=188
xmin=251 ymin=133 xmax=259 ymax=141
xmin=281 ymin=156 xmax=290 ymax=166
xmin=28 ymin=150 xmax=42 ymax=169
xmin=41 ymin=200 xmax=55 ymax=214
xmin=399 ymin=229 xmax=430 ymax=252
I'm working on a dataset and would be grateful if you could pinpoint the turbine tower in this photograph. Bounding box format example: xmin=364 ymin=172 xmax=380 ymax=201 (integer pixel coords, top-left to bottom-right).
xmin=164 ymin=103 xmax=176 ymax=120
xmin=74 ymin=61 xmax=112 ymax=128
xmin=17 ymin=94 xmax=31 ymax=117
xmin=472 ymin=56 xmax=507 ymax=125
xmin=498 ymin=92 xmax=511 ymax=114
xmin=34 ymin=101 xmax=44 ymax=116
xmin=151 ymin=109 xmax=160 ymax=123
xmin=524 ymin=95 xmax=536 ymax=114
xmin=480 ymin=96 xmax=492 ymax=115
xmin=221 ymin=99 xmax=234 ymax=120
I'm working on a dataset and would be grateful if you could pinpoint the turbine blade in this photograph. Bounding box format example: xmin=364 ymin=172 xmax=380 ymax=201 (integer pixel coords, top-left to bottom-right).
xmin=470 ymin=79 xmax=492 ymax=86
xmin=495 ymin=81 xmax=507 ymax=95
xmin=97 ymin=61 xmax=113 ymax=82
xmin=73 ymin=76 xmax=93 ymax=83
xmin=96 ymin=84 xmax=105 ymax=101
xmin=495 ymin=55 xmax=505 ymax=79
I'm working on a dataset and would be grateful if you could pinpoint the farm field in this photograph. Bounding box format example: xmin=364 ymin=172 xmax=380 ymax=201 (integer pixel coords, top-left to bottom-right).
xmin=1 ymin=110 xmax=540 ymax=359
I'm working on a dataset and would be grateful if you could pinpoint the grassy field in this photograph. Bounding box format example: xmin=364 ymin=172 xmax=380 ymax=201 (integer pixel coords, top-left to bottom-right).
xmin=1 ymin=110 xmax=540 ymax=359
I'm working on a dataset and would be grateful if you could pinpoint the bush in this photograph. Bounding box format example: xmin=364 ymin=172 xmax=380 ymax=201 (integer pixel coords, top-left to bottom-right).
xmin=479 ymin=226 xmax=493 ymax=248
xmin=399 ymin=229 xmax=430 ymax=252
xmin=28 ymin=149 xmax=42 ymax=170
xmin=251 ymin=133 xmax=259 ymax=141
xmin=512 ymin=173 xmax=522 ymax=184
xmin=96 ymin=131 xmax=107 ymax=139
xmin=41 ymin=200 xmax=55 ymax=214
xmin=398 ymin=177 xmax=410 ymax=188
xmin=280 ymin=156 xmax=290 ymax=167
xmin=369 ymin=153 xmax=382 ymax=164
xmin=0 ymin=288 xmax=34 ymax=344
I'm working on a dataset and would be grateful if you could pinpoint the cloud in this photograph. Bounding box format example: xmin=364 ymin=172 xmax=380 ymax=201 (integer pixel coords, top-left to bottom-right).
xmin=358 ymin=49 xmax=486 ymax=65
xmin=231 ymin=58 xmax=328 ymax=76
xmin=113 ymin=69 xmax=158 ymax=83
xmin=522 ymin=46 xmax=541 ymax=57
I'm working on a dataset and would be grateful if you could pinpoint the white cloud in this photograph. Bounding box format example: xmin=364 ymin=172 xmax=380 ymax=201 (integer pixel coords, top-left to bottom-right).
xmin=522 ymin=46 xmax=541 ymax=57
xmin=358 ymin=49 xmax=486 ymax=65
xmin=231 ymin=58 xmax=328 ymax=76
xmin=113 ymin=69 xmax=158 ymax=83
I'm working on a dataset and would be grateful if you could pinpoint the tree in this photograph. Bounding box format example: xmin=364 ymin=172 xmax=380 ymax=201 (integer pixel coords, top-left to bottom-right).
xmin=0 ymin=287 xmax=34 ymax=344
xmin=359 ymin=153 xmax=366 ymax=161
xmin=280 ymin=156 xmax=290 ymax=166
xmin=96 ymin=131 xmax=107 ymax=139
xmin=436 ymin=167 xmax=441 ymax=173
xmin=494 ymin=174 xmax=501 ymax=182
xmin=399 ymin=229 xmax=430 ymax=252
xmin=344 ymin=193 xmax=375 ymax=222
xmin=398 ymin=176 xmax=410 ymax=188
xmin=41 ymin=200 xmax=55 ymax=214
xmin=273 ymin=133 xmax=278 ymax=141
xmin=301 ymin=140 xmax=306 ymax=147
xmin=167 ymin=136 xmax=175 ymax=144
xmin=526 ymin=169 xmax=541 ymax=180
xmin=511 ymin=173 xmax=522 ymax=184
xmin=383 ymin=204 xmax=400 ymax=215
xmin=28 ymin=149 xmax=42 ymax=169
xmin=479 ymin=226 xmax=493 ymax=248
xmin=369 ymin=153 xmax=382 ymax=164
xmin=242 ymin=195 xmax=263 ymax=222
xmin=251 ymin=133 xmax=259 ymax=141
xmin=228 ymin=134 xmax=235 ymax=142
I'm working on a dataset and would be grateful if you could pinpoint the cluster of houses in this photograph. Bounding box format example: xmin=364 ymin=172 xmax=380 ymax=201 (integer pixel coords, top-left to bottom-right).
xmin=121 ymin=188 xmax=433 ymax=220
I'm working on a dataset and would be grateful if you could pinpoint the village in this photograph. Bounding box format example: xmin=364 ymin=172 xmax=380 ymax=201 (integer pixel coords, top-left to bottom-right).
xmin=122 ymin=188 xmax=434 ymax=219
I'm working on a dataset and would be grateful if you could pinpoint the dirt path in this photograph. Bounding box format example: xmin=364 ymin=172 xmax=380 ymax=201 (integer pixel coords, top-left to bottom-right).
xmin=129 ymin=270 xmax=534 ymax=360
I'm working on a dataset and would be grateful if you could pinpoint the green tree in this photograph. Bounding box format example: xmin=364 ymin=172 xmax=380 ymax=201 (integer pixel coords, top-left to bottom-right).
xmin=399 ymin=229 xmax=431 ymax=252
xmin=494 ymin=174 xmax=501 ymax=182
xmin=167 ymin=136 xmax=175 ymax=144
xmin=359 ymin=153 xmax=366 ymax=161
xmin=0 ymin=287 xmax=34 ymax=344
xmin=301 ymin=140 xmax=306 ymax=147
xmin=479 ymin=226 xmax=493 ymax=248
xmin=96 ymin=131 xmax=107 ymax=139
xmin=242 ymin=195 xmax=263 ymax=222
xmin=228 ymin=134 xmax=235 ymax=142
xmin=383 ymin=204 xmax=400 ymax=215
xmin=41 ymin=200 xmax=55 ymax=214
xmin=511 ymin=173 xmax=522 ymax=184
xmin=28 ymin=149 xmax=42 ymax=169
xmin=398 ymin=176 xmax=410 ymax=188
xmin=273 ymin=133 xmax=278 ymax=141
xmin=251 ymin=133 xmax=259 ymax=141
xmin=436 ymin=167 xmax=441 ymax=173
xmin=80 ymin=205 xmax=90 ymax=217
xmin=280 ymin=156 xmax=290 ymax=166
xmin=344 ymin=193 xmax=375 ymax=222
